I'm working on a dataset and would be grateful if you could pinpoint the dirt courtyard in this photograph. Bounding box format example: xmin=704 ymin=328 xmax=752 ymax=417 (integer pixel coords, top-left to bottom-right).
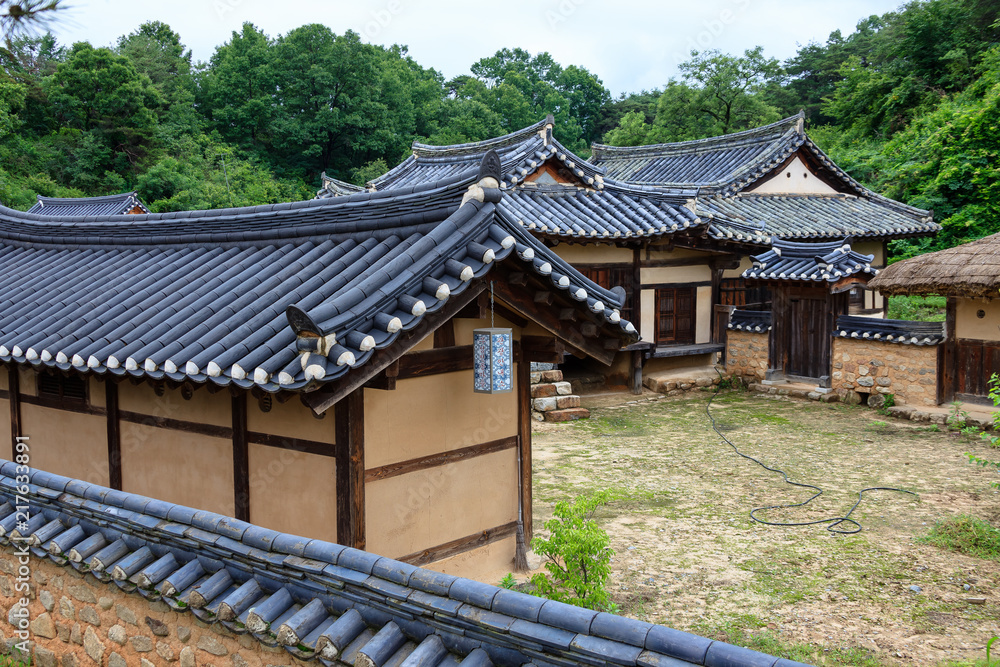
xmin=528 ymin=388 xmax=1000 ymax=666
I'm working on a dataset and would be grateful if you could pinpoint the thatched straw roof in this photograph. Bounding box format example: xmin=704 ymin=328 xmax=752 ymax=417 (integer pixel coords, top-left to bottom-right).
xmin=870 ymin=232 xmax=1000 ymax=298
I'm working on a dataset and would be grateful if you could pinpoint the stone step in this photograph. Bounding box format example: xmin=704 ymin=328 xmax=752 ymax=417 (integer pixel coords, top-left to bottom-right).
xmin=530 ymin=381 xmax=573 ymax=398
xmin=529 ymin=369 xmax=564 ymax=384
xmin=533 ymin=394 xmax=583 ymax=411
xmin=544 ymin=407 xmax=590 ymax=422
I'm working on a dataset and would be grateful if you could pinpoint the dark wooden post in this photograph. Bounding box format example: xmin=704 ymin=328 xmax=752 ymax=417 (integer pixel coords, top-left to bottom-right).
xmin=335 ymin=389 xmax=365 ymax=550
xmin=232 ymin=392 xmax=249 ymax=521
xmin=516 ymin=358 xmax=532 ymax=541
xmin=8 ymin=364 xmax=20 ymax=460
xmin=106 ymin=380 xmax=122 ymax=490
xmin=630 ymin=248 xmax=644 ymax=394
xmin=941 ymin=297 xmax=958 ymax=404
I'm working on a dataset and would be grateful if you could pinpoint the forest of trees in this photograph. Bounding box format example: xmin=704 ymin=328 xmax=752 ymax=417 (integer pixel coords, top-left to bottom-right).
xmin=0 ymin=0 xmax=996 ymax=261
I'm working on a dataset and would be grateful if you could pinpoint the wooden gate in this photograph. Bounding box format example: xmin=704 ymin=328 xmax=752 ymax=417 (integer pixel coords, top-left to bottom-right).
xmin=955 ymin=339 xmax=1000 ymax=400
xmin=769 ymin=285 xmax=846 ymax=382
xmin=786 ymin=296 xmax=830 ymax=378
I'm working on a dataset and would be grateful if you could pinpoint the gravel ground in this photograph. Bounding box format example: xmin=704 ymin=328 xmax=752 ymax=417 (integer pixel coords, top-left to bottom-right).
xmin=528 ymin=388 xmax=1000 ymax=666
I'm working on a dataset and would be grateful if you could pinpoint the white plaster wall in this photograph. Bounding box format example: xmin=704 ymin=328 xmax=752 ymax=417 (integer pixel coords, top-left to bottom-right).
xmin=747 ymin=156 xmax=839 ymax=195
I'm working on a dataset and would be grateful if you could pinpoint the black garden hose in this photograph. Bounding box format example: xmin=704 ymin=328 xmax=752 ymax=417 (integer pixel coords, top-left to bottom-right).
xmin=706 ymin=375 xmax=916 ymax=534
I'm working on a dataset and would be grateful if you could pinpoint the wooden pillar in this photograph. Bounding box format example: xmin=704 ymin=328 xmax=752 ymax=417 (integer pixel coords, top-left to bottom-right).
xmin=941 ymin=297 xmax=958 ymax=404
xmin=8 ymin=364 xmax=20 ymax=460
xmin=631 ymin=248 xmax=644 ymax=394
xmin=335 ymin=389 xmax=365 ymax=550
xmin=516 ymin=358 xmax=532 ymax=541
xmin=106 ymin=380 xmax=122 ymax=490
xmin=232 ymin=393 xmax=249 ymax=521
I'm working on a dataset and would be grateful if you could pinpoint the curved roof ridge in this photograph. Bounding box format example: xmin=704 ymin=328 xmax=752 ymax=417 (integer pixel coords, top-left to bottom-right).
xmin=35 ymin=191 xmax=141 ymax=205
xmin=411 ymin=117 xmax=549 ymax=158
xmin=1 ymin=172 xmax=477 ymax=246
xmin=590 ymin=111 xmax=804 ymax=160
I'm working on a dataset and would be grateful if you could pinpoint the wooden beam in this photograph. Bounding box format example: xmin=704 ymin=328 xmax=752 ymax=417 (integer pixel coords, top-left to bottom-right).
xmin=247 ymin=432 xmax=335 ymax=458
xmin=232 ymin=393 xmax=249 ymax=522
xmin=534 ymin=291 xmax=554 ymax=305
xmin=491 ymin=278 xmax=618 ymax=365
xmin=433 ymin=320 xmax=455 ymax=349
xmin=520 ymin=335 xmax=565 ymax=364
xmin=120 ymin=410 xmax=229 ymax=439
xmin=397 ymin=521 xmax=518 ymax=567
xmin=304 ymin=283 xmax=487 ymax=414
xmin=106 ymin=380 xmax=122 ymax=491
xmin=335 ymin=388 xmax=365 ymax=550
xmin=397 ymin=345 xmax=474 ymax=379
xmin=631 ymin=248 xmax=642 ymax=338
xmin=630 ymin=349 xmax=643 ymax=395
xmin=558 ymin=308 xmax=577 ymax=322
xmin=516 ymin=359 xmax=532 ymax=542
xmin=364 ymin=360 xmax=398 ymax=391
xmin=8 ymin=364 xmax=20 ymax=460
xmin=365 ymin=436 xmax=516 ymax=483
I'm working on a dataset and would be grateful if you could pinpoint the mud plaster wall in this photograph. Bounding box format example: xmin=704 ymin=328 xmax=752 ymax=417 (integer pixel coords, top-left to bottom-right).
xmin=831 ymin=338 xmax=939 ymax=407
xmin=552 ymin=244 xmax=632 ymax=264
xmin=0 ymin=550 xmax=301 ymax=667
xmin=248 ymin=445 xmax=337 ymax=544
xmin=121 ymin=424 xmax=235 ymax=517
xmin=956 ymin=298 xmax=1000 ymax=341
xmin=21 ymin=406 xmax=108 ymax=488
xmin=745 ymin=155 xmax=839 ymax=195
xmin=725 ymin=330 xmax=769 ymax=381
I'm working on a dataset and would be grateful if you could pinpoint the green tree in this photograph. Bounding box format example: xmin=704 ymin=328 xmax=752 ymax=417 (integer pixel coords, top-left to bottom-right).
xmin=200 ymin=22 xmax=275 ymax=150
xmin=44 ymin=42 xmax=161 ymax=179
xmin=116 ymin=21 xmax=196 ymax=131
xmin=678 ymin=46 xmax=784 ymax=135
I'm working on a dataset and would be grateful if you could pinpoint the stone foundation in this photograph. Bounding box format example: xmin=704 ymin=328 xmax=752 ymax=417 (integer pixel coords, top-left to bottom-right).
xmin=0 ymin=551 xmax=299 ymax=667
xmin=725 ymin=330 xmax=769 ymax=382
xmin=830 ymin=338 xmax=940 ymax=407
xmin=529 ymin=369 xmax=589 ymax=422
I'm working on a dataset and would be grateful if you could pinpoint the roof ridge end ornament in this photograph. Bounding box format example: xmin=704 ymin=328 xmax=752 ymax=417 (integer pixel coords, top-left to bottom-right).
xmin=542 ymin=113 xmax=554 ymax=145
xmin=795 ymin=109 xmax=805 ymax=135
xmin=463 ymin=150 xmax=504 ymax=206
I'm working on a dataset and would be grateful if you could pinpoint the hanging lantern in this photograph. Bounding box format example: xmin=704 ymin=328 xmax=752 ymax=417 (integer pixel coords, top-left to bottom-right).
xmin=473 ymin=327 xmax=513 ymax=393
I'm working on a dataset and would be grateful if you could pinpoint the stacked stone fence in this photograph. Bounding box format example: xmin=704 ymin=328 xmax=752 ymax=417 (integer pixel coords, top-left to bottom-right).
xmin=831 ymin=337 xmax=940 ymax=407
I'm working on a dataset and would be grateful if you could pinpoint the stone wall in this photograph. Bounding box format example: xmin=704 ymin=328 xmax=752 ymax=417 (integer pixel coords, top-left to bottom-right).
xmin=0 ymin=552 xmax=297 ymax=667
xmin=830 ymin=338 xmax=940 ymax=407
xmin=725 ymin=330 xmax=769 ymax=382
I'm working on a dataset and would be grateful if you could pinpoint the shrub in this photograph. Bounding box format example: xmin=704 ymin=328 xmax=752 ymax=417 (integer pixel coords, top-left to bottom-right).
xmin=921 ymin=515 xmax=1000 ymax=560
xmin=529 ymin=490 xmax=621 ymax=611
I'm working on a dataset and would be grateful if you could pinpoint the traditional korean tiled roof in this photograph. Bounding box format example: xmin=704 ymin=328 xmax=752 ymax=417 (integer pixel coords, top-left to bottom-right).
xmin=0 ymin=156 xmax=635 ymax=394
xmin=728 ymin=310 xmax=772 ymax=333
xmin=369 ymin=118 xmax=605 ymax=194
xmin=590 ymin=114 xmax=807 ymax=192
xmin=27 ymin=192 xmax=149 ymax=216
xmin=316 ymin=172 xmax=367 ymax=198
xmin=3 ymin=462 xmax=811 ymax=667
xmin=742 ymin=239 xmax=878 ymax=283
xmin=835 ymin=315 xmax=945 ymax=345
xmin=695 ymin=193 xmax=936 ymax=241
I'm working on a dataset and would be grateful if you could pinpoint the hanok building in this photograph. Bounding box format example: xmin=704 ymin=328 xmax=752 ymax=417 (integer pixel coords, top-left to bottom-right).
xmin=325 ymin=114 xmax=938 ymax=390
xmin=27 ymin=191 xmax=150 ymax=216
xmin=870 ymin=232 xmax=1000 ymax=404
xmin=0 ymin=154 xmax=637 ymax=582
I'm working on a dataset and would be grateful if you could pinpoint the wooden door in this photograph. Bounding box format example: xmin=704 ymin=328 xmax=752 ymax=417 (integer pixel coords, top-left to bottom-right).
xmin=655 ymin=288 xmax=695 ymax=345
xmin=956 ymin=339 xmax=1000 ymax=399
xmin=786 ymin=296 xmax=829 ymax=379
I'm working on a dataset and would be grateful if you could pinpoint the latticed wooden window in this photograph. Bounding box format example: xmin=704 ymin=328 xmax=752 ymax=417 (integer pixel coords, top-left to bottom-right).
xmin=37 ymin=372 xmax=88 ymax=403
xmin=720 ymin=278 xmax=771 ymax=310
xmin=655 ymin=287 xmax=695 ymax=345
xmin=579 ymin=266 xmax=634 ymax=324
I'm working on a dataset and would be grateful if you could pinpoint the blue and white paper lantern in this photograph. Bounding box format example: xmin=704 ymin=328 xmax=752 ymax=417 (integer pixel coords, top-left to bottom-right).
xmin=473 ymin=327 xmax=513 ymax=393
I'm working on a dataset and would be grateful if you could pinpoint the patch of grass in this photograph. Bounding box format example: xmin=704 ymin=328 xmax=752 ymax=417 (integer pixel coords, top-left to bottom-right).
xmin=920 ymin=515 xmax=1000 ymax=560
xmin=752 ymin=414 xmax=792 ymax=425
xmin=887 ymin=294 xmax=946 ymax=322
xmin=0 ymin=652 xmax=29 ymax=667
xmin=698 ymin=616 xmax=881 ymax=666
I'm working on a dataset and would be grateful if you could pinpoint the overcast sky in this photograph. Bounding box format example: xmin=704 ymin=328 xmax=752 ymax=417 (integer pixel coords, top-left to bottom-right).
xmin=48 ymin=0 xmax=903 ymax=96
